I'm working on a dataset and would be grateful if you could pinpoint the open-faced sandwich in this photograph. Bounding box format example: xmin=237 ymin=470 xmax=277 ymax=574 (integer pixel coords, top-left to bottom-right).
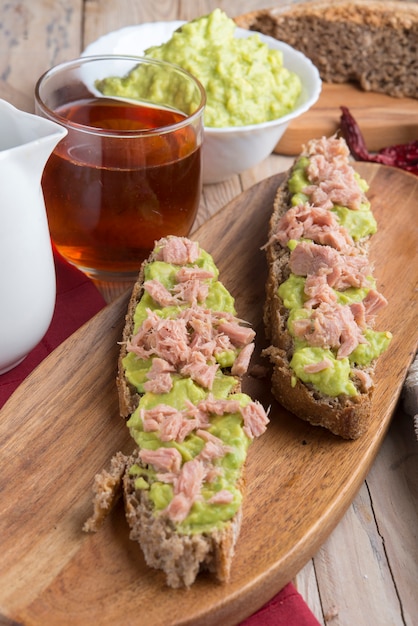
xmin=263 ymin=135 xmax=392 ymax=439
xmin=84 ymin=236 xmax=269 ymax=588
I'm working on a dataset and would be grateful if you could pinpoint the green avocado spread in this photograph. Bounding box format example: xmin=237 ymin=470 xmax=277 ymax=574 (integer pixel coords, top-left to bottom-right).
xmin=127 ymin=381 xmax=251 ymax=534
xmin=124 ymin=249 xmax=236 ymax=393
xmin=289 ymin=156 xmax=377 ymax=240
xmin=279 ymin=157 xmax=391 ymax=397
xmin=96 ymin=9 xmax=302 ymax=128
xmin=123 ymin=244 xmax=263 ymax=534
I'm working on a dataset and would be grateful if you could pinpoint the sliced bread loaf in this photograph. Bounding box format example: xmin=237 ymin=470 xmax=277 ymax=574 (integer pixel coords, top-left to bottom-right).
xmin=235 ymin=0 xmax=418 ymax=99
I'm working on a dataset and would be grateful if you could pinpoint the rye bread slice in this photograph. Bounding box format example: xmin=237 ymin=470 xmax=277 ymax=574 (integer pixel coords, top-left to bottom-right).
xmin=85 ymin=236 xmax=263 ymax=587
xmin=262 ymin=168 xmax=376 ymax=440
xmin=234 ymin=0 xmax=418 ymax=99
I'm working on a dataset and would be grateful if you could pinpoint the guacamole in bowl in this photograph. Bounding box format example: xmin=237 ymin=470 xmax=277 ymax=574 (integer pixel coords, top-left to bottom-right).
xmin=84 ymin=9 xmax=322 ymax=182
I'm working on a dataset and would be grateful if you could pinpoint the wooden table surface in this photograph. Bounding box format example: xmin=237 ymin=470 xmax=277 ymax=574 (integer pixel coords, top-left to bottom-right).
xmin=1 ymin=1 xmax=417 ymax=625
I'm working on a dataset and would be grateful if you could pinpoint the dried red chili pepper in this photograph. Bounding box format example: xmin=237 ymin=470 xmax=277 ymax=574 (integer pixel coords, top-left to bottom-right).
xmin=339 ymin=106 xmax=418 ymax=176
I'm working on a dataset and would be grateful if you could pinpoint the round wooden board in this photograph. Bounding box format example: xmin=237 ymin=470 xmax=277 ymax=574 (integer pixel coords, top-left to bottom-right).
xmin=0 ymin=163 xmax=417 ymax=626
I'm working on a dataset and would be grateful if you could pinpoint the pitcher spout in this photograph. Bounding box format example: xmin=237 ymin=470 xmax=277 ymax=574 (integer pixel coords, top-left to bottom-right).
xmin=0 ymin=98 xmax=67 ymax=172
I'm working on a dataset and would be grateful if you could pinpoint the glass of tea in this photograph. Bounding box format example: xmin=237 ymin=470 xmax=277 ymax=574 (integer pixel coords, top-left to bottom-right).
xmin=34 ymin=55 xmax=206 ymax=282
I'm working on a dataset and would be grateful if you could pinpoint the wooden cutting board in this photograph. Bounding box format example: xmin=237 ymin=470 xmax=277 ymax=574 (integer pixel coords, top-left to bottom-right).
xmin=0 ymin=164 xmax=417 ymax=626
xmin=277 ymin=83 xmax=418 ymax=155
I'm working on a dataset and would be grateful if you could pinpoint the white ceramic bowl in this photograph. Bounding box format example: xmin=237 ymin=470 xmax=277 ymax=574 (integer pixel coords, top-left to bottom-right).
xmin=83 ymin=22 xmax=322 ymax=183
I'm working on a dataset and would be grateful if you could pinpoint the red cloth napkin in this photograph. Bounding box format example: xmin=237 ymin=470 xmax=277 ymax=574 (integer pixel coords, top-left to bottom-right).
xmin=0 ymin=249 xmax=106 ymax=403
xmin=0 ymin=250 xmax=320 ymax=626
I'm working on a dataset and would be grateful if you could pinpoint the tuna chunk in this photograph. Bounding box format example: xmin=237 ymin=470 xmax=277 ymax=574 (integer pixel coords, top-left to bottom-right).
xmin=303 ymin=136 xmax=367 ymax=211
xmin=241 ymin=401 xmax=270 ymax=439
xmin=156 ymin=237 xmax=200 ymax=265
xmin=292 ymin=301 xmax=368 ymax=358
xmin=139 ymin=447 xmax=182 ymax=473
xmin=273 ymin=203 xmax=354 ymax=252
xmin=290 ymin=241 xmax=371 ymax=289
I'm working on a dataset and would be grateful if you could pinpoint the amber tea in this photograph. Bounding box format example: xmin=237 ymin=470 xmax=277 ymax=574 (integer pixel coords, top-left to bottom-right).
xmin=41 ymin=97 xmax=202 ymax=278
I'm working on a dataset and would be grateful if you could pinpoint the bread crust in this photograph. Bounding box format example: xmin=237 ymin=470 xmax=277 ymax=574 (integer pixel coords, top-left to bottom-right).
xmin=83 ymin=451 xmax=128 ymax=533
xmin=262 ymin=164 xmax=377 ymax=440
xmin=235 ymin=0 xmax=418 ymax=99
xmin=264 ymin=344 xmax=370 ymax=439
xmin=116 ymin=262 xmax=146 ymax=418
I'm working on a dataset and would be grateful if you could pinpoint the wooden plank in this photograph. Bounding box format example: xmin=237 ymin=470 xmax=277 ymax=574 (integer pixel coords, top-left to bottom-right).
xmin=313 ymin=481 xmax=404 ymax=626
xmin=365 ymin=410 xmax=418 ymax=626
xmin=0 ymin=0 xmax=83 ymax=112
xmin=83 ymin=0 xmax=177 ymax=47
xmin=297 ymin=408 xmax=418 ymax=626
xmin=82 ymin=0 xmax=278 ymax=47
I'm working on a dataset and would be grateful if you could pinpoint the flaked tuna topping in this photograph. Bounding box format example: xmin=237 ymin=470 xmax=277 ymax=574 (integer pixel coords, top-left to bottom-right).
xmin=292 ymin=300 xmax=368 ymax=359
xmin=351 ymin=368 xmax=373 ymax=392
xmin=303 ymin=357 xmax=334 ymax=373
xmin=180 ymin=350 xmax=219 ymax=389
xmin=143 ymin=357 xmax=175 ymax=394
xmin=272 ymin=203 xmax=355 ymax=252
xmin=196 ymin=429 xmax=234 ymax=461
xmin=362 ymin=289 xmax=388 ymax=319
xmin=265 ymin=138 xmax=391 ymax=397
xmin=155 ymin=236 xmax=199 ymax=265
xmin=207 ymin=490 xmax=234 ymax=504
xmin=304 ymin=156 xmax=366 ymax=211
xmin=140 ymin=404 xmax=205 ymax=442
xmin=302 ymin=136 xmax=367 ymax=211
xmin=139 ymin=447 xmax=182 ymax=473
xmin=163 ymin=459 xmax=207 ymax=523
xmin=127 ymin=305 xmax=256 ymax=390
xmin=289 ymin=241 xmax=372 ymax=290
xmin=197 ymin=395 xmax=241 ymax=416
xmin=125 ymin=236 xmax=270 ymax=529
xmin=139 ymin=396 xmax=268 ymax=446
xmin=143 ymin=263 xmax=214 ymax=308
xmin=137 ymin=396 xmax=269 ymax=524
xmin=241 ymin=401 xmax=270 ymax=439
xmin=303 ymin=274 xmax=338 ymax=308
xmin=303 ymin=136 xmax=350 ymax=163
xmin=128 ymin=310 xmax=189 ymax=364
xmin=231 ymin=343 xmax=255 ymax=376
xmin=176 ymin=266 xmax=215 ymax=282
xmin=349 ymin=291 xmax=388 ymax=329
xmin=216 ymin=319 xmax=256 ymax=347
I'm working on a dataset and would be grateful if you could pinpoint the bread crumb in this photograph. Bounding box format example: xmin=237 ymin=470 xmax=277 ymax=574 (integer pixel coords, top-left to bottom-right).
xmin=249 ymin=364 xmax=269 ymax=379
xmin=324 ymin=605 xmax=339 ymax=621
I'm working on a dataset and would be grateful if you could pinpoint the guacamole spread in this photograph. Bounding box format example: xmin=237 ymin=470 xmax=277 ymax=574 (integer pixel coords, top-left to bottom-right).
xmin=96 ymin=9 xmax=302 ymax=128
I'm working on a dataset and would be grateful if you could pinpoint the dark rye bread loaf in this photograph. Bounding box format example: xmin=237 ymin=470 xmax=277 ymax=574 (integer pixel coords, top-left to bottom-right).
xmin=262 ymin=136 xmax=391 ymax=439
xmin=84 ymin=236 xmax=268 ymax=587
xmin=234 ymin=0 xmax=418 ymax=99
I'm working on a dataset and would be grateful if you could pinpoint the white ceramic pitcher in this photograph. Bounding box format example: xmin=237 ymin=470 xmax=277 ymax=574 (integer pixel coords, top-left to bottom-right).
xmin=0 ymin=99 xmax=67 ymax=375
